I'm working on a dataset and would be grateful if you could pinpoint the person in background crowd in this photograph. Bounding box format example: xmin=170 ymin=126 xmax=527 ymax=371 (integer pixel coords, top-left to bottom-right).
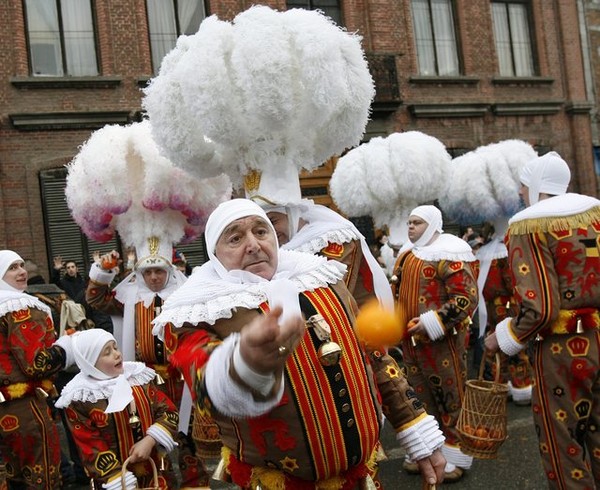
xmin=153 ymin=199 xmax=447 ymax=489
xmin=0 ymin=250 xmax=72 ymax=489
xmin=392 ymin=205 xmax=478 ymax=482
xmin=55 ymin=328 xmax=179 ymax=490
xmin=52 ymin=257 xmax=86 ymax=301
xmin=485 ymin=152 xmax=600 ymax=489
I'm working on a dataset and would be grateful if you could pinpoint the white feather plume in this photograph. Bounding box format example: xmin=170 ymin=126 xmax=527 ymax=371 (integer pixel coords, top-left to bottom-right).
xmin=143 ymin=6 xmax=374 ymax=186
xmin=65 ymin=120 xmax=232 ymax=247
xmin=439 ymin=139 xmax=537 ymax=224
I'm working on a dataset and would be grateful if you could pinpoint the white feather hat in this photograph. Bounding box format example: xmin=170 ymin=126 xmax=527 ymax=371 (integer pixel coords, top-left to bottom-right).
xmin=143 ymin=6 xmax=374 ymax=193
xmin=66 ymin=120 xmax=232 ymax=264
xmin=330 ymin=131 xmax=451 ymax=246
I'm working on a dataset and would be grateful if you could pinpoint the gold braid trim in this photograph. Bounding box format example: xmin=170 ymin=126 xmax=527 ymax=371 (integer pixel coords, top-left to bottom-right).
xmin=508 ymin=207 xmax=600 ymax=236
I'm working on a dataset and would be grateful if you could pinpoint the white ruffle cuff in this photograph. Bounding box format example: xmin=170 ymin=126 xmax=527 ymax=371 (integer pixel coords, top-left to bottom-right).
xmin=205 ymin=333 xmax=284 ymax=418
xmin=146 ymin=424 xmax=177 ymax=452
xmin=89 ymin=263 xmax=117 ymax=285
xmin=421 ymin=310 xmax=445 ymax=341
xmin=496 ymin=317 xmax=524 ymax=357
xmin=395 ymin=414 xmax=445 ymax=461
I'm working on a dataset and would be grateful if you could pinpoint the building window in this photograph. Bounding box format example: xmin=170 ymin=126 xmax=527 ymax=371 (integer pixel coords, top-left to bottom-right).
xmin=411 ymin=0 xmax=460 ymax=76
xmin=146 ymin=0 xmax=206 ymax=74
xmin=286 ymin=0 xmax=343 ymax=26
xmin=24 ymin=0 xmax=98 ymax=76
xmin=491 ymin=1 xmax=535 ymax=76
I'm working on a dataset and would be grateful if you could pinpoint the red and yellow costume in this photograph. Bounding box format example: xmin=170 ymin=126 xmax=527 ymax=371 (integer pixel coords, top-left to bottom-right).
xmin=0 ymin=301 xmax=65 ymax=489
xmin=59 ymin=376 xmax=178 ymax=489
xmin=496 ymin=193 xmax=600 ymax=489
xmin=393 ymin=233 xmax=478 ymax=469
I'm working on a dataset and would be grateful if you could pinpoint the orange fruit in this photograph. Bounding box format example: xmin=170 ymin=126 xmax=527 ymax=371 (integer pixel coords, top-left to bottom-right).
xmin=355 ymin=299 xmax=406 ymax=347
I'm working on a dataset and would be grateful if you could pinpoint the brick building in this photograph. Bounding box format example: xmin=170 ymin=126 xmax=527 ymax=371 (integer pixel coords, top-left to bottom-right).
xmin=0 ymin=0 xmax=598 ymax=278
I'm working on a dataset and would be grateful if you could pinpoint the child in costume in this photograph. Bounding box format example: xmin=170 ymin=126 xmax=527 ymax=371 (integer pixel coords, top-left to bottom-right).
xmin=55 ymin=329 xmax=179 ymax=490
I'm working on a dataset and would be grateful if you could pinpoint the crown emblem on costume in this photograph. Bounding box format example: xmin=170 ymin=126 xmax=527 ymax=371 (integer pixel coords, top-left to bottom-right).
xmin=244 ymin=169 xmax=262 ymax=193
xmin=574 ymin=399 xmax=591 ymax=419
xmin=566 ymin=336 xmax=589 ymax=357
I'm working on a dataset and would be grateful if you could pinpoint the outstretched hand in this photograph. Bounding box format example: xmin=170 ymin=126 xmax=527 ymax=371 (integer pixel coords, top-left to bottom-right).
xmin=239 ymin=305 xmax=305 ymax=374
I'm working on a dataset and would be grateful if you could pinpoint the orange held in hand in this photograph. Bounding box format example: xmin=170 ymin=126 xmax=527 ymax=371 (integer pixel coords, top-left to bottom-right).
xmin=355 ymin=299 xmax=406 ymax=347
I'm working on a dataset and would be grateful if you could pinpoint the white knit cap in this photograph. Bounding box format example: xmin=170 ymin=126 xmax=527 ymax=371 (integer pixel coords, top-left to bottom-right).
xmin=409 ymin=205 xmax=444 ymax=247
xmin=519 ymin=151 xmax=571 ymax=205
xmin=0 ymin=250 xmax=23 ymax=292
xmin=72 ymin=329 xmax=116 ymax=380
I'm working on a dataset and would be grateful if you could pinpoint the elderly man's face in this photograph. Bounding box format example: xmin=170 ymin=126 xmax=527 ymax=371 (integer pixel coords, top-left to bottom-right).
xmin=215 ymin=216 xmax=278 ymax=280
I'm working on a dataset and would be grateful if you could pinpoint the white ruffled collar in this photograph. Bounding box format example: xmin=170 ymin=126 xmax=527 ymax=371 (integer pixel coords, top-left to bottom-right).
xmin=0 ymin=290 xmax=51 ymax=318
xmin=411 ymin=233 xmax=477 ymax=263
xmin=284 ymin=226 xmax=361 ymax=254
xmin=509 ymin=193 xmax=599 ymax=223
xmin=152 ymin=249 xmax=346 ymax=336
xmin=55 ymin=362 xmax=155 ymax=409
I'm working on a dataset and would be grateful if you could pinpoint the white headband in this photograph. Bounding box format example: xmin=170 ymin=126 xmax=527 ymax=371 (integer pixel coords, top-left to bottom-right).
xmin=0 ymin=250 xmax=24 ymax=292
xmin=205 ymin=199 xmax=278 ymax=278
xmin=519 ymin=151 xmax=570 ymax=205
xmin=410 ymin=205 xmax=443 ymax=247
xmin=72 ymin=329 xmax=116 ymax=380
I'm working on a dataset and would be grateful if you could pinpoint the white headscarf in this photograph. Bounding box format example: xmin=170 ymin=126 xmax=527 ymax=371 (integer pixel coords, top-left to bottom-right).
xmin=56 ymin=329 xmax=154 ymax=413
xmin=153 ymin=199 xmax=346 ymax=332
xmin=205 ymin=198 xmax=279 ymax=281
xmin=519 ymin=151 xmax=571 ymax=205
xmin=56 ymin=328 xmax=156 ymax=413
xmin=401 ymin=205 xmax=444 ymax=253
xmin=0 ymin=250 xmax=24 ymax=292
xmin=0 ymin=250 xmax=51 ymax=317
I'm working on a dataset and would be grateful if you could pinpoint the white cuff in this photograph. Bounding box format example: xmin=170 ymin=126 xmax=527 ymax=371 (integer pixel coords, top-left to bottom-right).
xmin=146 ymin=424 xmax=178 ymax=452
xmin=442 ymin=443 xmax=473 ymax=470
xmin=205 ymin=334 xmax=284 ymax=418
xmin=233 ymin=341 xmax=276 ymax=397
xmin=396 ymin=415 xmax=445 ymax=461
xmin=89 ymin=263 xmax=117 ymax=284
xmin=103 ymin=471 xmax=136 ymax=490
xmin=496 ymin=317 xmax=524 ymax=357
xmin=421 ymin=310 xmax=445 ymax=341
xmin=510 ymin=383 xmax=532 ymax=403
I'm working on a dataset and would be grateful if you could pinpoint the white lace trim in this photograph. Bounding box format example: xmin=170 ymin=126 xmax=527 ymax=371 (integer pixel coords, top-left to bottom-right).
xmin=55 ymin=363 xmax=156 ymax=408
xmin=411 ymin=234 xmax=477 ymax=263
xmin=0 ymin=295 xmax=52 ymax=318
xmin=509 ymin=193 xmax=599 ymax=223
xmin=152 ymin=251 xmax=345 ymax=336
xmin=285 ymin=228 xmax=360 ymax=255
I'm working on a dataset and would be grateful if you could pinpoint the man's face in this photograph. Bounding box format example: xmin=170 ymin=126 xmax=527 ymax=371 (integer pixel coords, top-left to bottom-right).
xmin=65 ymin=261 xmax=78 ymax=277
xmin=141 ymin=267 xmax=168 ymax=292
xmin=267 ymin=211 xmax=290 ymax=245
xmin=3 ymin=260 xmax=28 ymax=291
xmin=215 ymin=216 xmax=278 ymax=280
xmin=407 ymin=215 xmax=429 ymax=243
xmin=519 ymin=183 xmax=531 ymax=207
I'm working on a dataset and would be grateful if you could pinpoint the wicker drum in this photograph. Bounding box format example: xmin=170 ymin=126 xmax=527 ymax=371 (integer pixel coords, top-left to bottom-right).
xmin=457 ymin=353 xmax=509 ymax=459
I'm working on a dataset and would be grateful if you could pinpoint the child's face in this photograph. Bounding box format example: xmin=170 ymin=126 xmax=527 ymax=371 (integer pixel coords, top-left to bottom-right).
xmin=95 ymin=340 xmax=124 ymax=377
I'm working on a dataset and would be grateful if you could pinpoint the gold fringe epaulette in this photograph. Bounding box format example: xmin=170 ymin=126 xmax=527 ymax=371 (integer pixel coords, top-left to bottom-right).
xmin=508 ymin=206 xmax=600 ymax=236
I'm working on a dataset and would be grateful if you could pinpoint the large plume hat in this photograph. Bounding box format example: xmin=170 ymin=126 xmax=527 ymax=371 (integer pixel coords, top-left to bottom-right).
xmin=438 ymin=139 xmax=538 ymax=227
xmin=142 ymin=6 xmax=375 ymax=192
xmin=65 ymin=120 xmax=232 ymax=264
xmin=330 ymin=131 xmax=451 ymax=246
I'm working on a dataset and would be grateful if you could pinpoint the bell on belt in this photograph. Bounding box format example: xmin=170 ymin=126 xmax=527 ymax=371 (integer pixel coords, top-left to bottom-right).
xmin=129 ymin=413 xmax=140 ymax=426
xmin=576 ymin=318 xmax=584 ymax=334
xmin=0 ymin=391 xmax=5 ymax=403
xmin=154 ymin=372 xmax=165 ymax=385
xmin=318 ymin=340 xmax=342 ymax=366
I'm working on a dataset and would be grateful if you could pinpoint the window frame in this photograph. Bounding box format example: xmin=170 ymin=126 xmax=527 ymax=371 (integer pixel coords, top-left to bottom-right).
xmin=411 ymin=0 xmax=462 ymax=77
xmin=145 ymin=0 xmax=209 ymax=75
xmin=490 ymin=0 xmax=537 ymax=77
xmin=285 ymin=0 xmax=344 ymax=27
xmin=23 ymin=0 xmax=100 ymax=77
